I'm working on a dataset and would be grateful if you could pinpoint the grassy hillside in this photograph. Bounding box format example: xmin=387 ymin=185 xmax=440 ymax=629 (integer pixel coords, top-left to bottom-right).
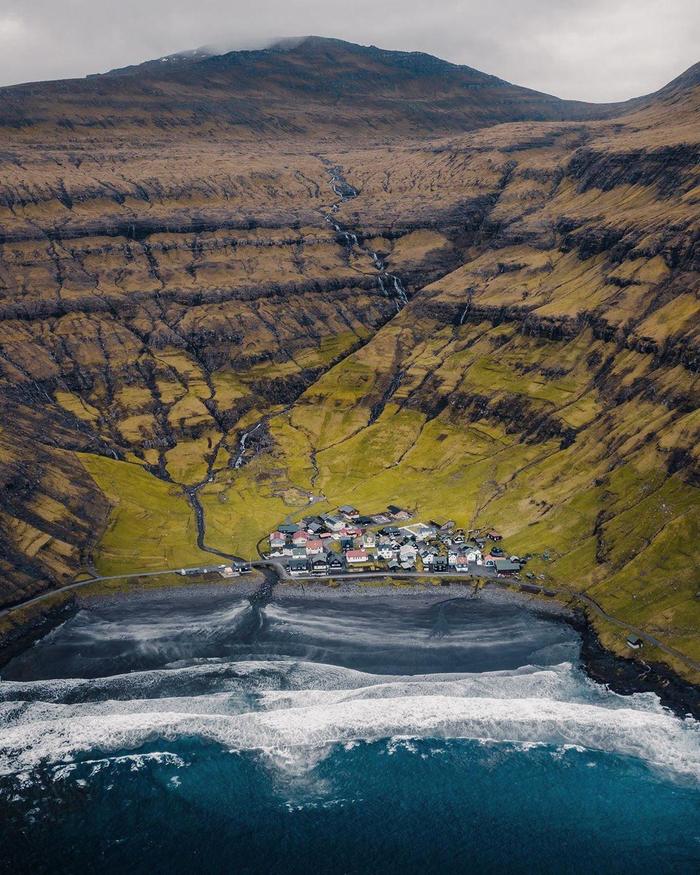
xmin=0 ymin=42 xmax=697 ymax=677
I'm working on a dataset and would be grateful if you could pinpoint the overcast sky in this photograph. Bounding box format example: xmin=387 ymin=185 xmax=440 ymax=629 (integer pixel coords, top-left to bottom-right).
xmin=0 ymin=0 xmax=697 ymax=100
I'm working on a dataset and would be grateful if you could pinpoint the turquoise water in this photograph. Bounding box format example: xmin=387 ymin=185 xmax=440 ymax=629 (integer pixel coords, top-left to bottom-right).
xmin=1 ymin=587 xmax=698 ymax=874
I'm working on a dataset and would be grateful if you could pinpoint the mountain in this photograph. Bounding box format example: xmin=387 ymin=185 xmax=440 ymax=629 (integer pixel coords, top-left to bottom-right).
xmin=0 ymin=35 xmax=637 ymax=136
xmin=0 ymin=39 xmax=698 ymax=681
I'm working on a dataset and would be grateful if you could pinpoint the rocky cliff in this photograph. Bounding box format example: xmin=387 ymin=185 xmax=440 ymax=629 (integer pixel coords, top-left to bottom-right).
xmin=0 ymin=39 xmax=697 ymax=677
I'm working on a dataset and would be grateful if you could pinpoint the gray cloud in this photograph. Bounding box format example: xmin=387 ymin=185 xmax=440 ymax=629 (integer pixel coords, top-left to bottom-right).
xmin=0 ymin=0 xmax=697 ymax=100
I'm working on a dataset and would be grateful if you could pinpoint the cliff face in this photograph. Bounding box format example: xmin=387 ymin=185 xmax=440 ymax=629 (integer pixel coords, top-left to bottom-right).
xmin=0 ymin=40 xmax=698 ymax=675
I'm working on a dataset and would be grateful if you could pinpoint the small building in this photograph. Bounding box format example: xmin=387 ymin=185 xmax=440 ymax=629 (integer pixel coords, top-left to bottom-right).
xmin=321 ymin=514 xmax=346 ymax=532
xmin=626 ymin=636 xmax=644 ymax=650
xmin=338 ymin=504 xmax=359 ymax=518
xmin=399 ymin=543 xmax=417 ymax=562
xmin=289 ymin=559 xmax=310 ymax=576
xmin=455 ymin=556 xmax=471 ymax=572
xmin=278 ymin=524 xmax=298 ymax=534
xmin=494 ymin=559 xmax=520 ymax=574
xmin=269 ymin=531 xmax=285 ymax=549
xmin=292 ymin=530 xmax=309 ymax=546
xmin=346 ymin=549 xmax=369 ymax=564
xmin=377 ymin=544 xmax=395 ymax=560
xmin=328 ymin=555 xmax=344 ymax=571
xmin=312 ymin=557 xmax=329 ymax=574
xmin=433 ymin=556 xmax=448 ymax=572
xmin=487 ymin=532 xmax=503 ymax=541
xmin=362 ymin=532 xmax=377 ymax=549
xmin=399 ymin=523 xmax=436 ymax=542
xmin=292 ymin=546 xmax=307 ymax=559
xmin=372 ymin=513 xmax=391 ymax=525
xmin=306 ymin=539 xmax=324 ymax=556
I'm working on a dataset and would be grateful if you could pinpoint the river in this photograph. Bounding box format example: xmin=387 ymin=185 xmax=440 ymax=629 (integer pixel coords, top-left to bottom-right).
xmin=0 ymin=582 xmax=698 ymax=874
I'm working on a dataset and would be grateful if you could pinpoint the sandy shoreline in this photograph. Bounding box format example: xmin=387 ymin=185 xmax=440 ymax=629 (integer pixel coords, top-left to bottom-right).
xmin=2 ymin=574 xmax=697 ymax=718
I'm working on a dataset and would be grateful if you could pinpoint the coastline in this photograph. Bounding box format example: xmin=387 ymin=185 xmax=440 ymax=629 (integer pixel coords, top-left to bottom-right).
xmin=1 ymin=573 xmax=697 ymax=718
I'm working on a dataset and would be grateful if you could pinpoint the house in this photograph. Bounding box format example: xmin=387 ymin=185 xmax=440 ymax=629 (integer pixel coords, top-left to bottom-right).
xmin=377 ymin=544 xmax=396 ymax=560
xmin=269 ymin=531 xmax=285 ymax=549
xmin=387 ymin=505 xmax=411 ymax=521
xmin=289 ymin=559 xmax=310 ymax=576
xmin=338 ymin=505 xmax=359 ymax=519
xmin=312 ymin=557 xmax=329 ymax=574
xmin=463 ymin=548 xmax=482 ymax=564
xmin=306 ymin=539 xmax=324 ymax=556
xmin=278 ymin=524 xmax=298 ymax=534
xmin=494 ymin=559 xmax=520 ymax=574
xmin=626 ymin=636 xmax=644 ymax=650
xmin=433 ymin=556 xmax=448 ymax=572
xmin=388 ymin=559 xmax=400 ymax=571
xmin=292 ymin=546 xmax=307 ymax=559
xmin=321 ymin=514 xmax=346 ymax=532
xmin=328 ymin=555 xmax=344 ymax=571
xmin=487 ymin=531 xmax=503 ymax=541
xmin=346 ymin=549 xmax=369 ymax=564
xmin=399 ymin=544 xmax=417 ymax=563
xmin=372 ymin=513 xmax=391 ymax=525
xmin=362 ymin=532 xmax=377 ymax=549
xmin=439 ymin=520 xmax=455 ymax=532
xmin=340 ymin=535 xmax=354 ymax=550
xmin=399 ymin=523 xmax=435 ymax=542
xmin=292 ymin=531 xmax=309 ymax=546
xmin=447 ymin=550 xmax=458 ymax=566
xmin=455 ymin=556 xmax=471 ymax=572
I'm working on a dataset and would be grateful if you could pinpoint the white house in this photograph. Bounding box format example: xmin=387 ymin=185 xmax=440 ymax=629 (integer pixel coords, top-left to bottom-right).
xmin=306 ymin=539 xmax=324 ymax=556
xmin=399 ymin=543 xmax=417 ymax=562
xmin=346 ymin=549 xmax=369 ymax=564
xmin=362 ymin=532 xmax=377 ymax=549
xmin=377 ymin=544 xmax=395 ymax=560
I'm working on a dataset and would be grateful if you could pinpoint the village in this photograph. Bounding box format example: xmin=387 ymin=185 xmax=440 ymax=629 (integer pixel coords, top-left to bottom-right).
xmin=265 ymin=504 xmax=537 ymax=580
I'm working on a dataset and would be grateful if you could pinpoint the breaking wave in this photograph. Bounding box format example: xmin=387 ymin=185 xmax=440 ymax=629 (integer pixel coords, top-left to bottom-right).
xmin=1 ymin=660 xmax=697 ymax=781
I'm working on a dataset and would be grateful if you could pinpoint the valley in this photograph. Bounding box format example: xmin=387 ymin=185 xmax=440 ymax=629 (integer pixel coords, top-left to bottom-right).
xmin=0 ymin=38 xmax=697 ymax=681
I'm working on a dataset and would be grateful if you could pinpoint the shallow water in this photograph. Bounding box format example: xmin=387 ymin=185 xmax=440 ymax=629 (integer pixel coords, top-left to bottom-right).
xmin=0 ymin=586 xmax=698 ymax=874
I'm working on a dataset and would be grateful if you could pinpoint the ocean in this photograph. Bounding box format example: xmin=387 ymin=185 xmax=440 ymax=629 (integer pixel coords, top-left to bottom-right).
xmin=0 ymin=584 xmax=698 ymax=874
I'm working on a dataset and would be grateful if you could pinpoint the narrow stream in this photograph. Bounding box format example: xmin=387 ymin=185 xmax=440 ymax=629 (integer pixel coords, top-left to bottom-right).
xmin=183 ymin=161 xmax=409 ymax=560
xmin=323 ymin=163 xmax=409 ymax=313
